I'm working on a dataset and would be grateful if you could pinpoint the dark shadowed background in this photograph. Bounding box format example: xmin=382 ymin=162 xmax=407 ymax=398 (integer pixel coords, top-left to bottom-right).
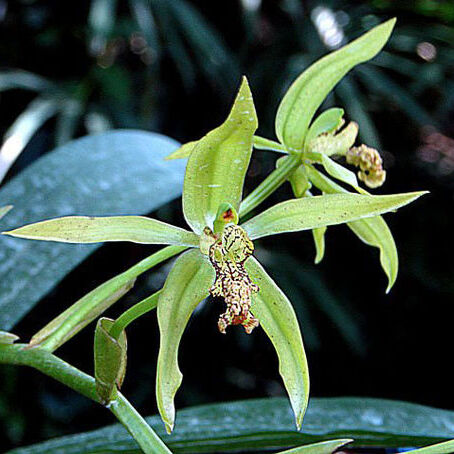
xmin=1 ymin=0 xmax=454 ymax=451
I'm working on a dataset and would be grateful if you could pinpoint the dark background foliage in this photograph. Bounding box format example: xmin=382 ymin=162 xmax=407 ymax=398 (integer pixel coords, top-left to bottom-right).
xmin=1 ymin=0 xmax=454 ymax=451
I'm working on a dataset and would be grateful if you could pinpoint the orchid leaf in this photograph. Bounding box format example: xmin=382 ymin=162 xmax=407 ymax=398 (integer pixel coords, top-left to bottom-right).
xmin=156 ymin=249 xmax=215 ymax=434
xmin=183 ymin=76 xmax=258 ymax=233
xmin=3 ymin=215 xmax=198 ymax=247
xmin=307 ymin=166 xmax=398 ymax=291
xmin=0 ymin=130 xmax=186 ymax=331
xmin=165 ymin=140 xmax=198 ymax=160
xmin=242 ymin=191 xmax=426 ymax=240
xmin=12 ymin=397 xmax=454 ymax=453
xmin=275 ymin=19 xmax=395 ymax=151
xmin=246 ymin=257 xmax=309 ymax=431
xmin=304 ymin=108 xmax=344 ymax=149
xmin=278 ymin=439 xmax=353 ymax=454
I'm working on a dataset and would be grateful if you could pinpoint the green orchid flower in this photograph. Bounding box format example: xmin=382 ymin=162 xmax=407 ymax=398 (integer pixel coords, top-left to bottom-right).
xmin=2 ymin=20 xmax=426 ymax=436
xmin=168 ymin=18 xmax=409 ymax=293
xmin=3 ymin=76 xmax=424 ymax=434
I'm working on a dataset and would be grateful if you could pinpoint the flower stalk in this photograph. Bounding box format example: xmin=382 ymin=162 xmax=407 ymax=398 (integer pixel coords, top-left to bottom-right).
xmin=0 ymin=343 xmax=171 ymax=454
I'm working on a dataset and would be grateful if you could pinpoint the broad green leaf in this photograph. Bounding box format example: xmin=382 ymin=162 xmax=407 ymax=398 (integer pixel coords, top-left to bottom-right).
xmin=165 ymin=140 xmax=198 ymax=160
xmin=306 ymin=166 xmax=398 ymax=291
xmin=94 ymin=317 xmax=127 ymax=405
xmin=4 ymin=215 xmax=198 ymax=246
xmin=279 ymin=439 xmax=352 ymax=454
xmin=0 ymin=205 xmax=12 ymax=220
xmin=0 ymin=130 xmax=186 ymax=330
xmin=246 ymin=258 xmax=309 ymax=430
xmin=242 ymin=191 xmax=426 ymax=240
xmin=254 ymin=135 xmax=289 ymax=153
xmin=312 ymin=226 xmax=327 ymax=264
xmin=304 ymin=108 xmax=344 ymax=149
xmin=0 ymin=330 xmax=19 ymax=344
xmin=13 ymin=397 xmax=454 ymax=453
xmin=156 ymin=249 xmax=215 ymax=434
xmin=404 ymin=440 xmax=454 ymax=454
xmin=320 ymin=154 xmax=359 ymax=189
xmin=183 ymin=77 xmax=258 ymax=233
xmin=275 ymin=19 xmax=395 ymax=151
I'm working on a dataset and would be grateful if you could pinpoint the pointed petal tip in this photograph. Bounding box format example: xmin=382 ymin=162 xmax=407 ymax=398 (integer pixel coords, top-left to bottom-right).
xmin=164 ymin=421 xmax=174 ymax=434
xmin=295 ymin=412 xmax=304 ymax=432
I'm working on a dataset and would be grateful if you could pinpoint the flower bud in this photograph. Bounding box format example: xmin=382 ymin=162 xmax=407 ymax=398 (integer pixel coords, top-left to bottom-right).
xmin=347 ymin=144 xmax=386 ymax=188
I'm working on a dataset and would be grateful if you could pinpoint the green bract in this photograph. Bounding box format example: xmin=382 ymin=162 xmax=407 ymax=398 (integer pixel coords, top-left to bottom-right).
xmin=94 ymin=317 xmax=127 ymax=404
xmin=1 ymin=21 xmax=427 ymax=441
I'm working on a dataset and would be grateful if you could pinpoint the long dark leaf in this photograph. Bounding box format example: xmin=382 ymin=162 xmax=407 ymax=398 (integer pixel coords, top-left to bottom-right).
xmin=9 ymin=397 xmax=454 ymax=453
xmin=0 ymin=130 xmax=185 ymax=330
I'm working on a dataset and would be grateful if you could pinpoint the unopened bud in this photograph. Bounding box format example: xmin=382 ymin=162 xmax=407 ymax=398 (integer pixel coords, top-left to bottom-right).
xmin=347 ymin=144 xmax=386 ymax=188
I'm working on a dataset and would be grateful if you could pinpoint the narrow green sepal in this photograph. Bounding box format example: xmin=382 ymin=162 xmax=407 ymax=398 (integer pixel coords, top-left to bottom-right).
xmin=156 ymin=249 xmax=215 ymax=433
xmin=312 ymin=225 xmax=327 ymax=264
xmin=183 ymin=76 xmax=258 ymax=233
xmin=275 ymin=18 xmax=396 ymax=151
xmin=246 ymin=258 xmax=309 ymax=431
xmin=253 ymin=136 xmax=288 ymax=154
xmin=94 ymin=317 xmax=127 ymax=405
xmin=165 ymin=140 xmax=198 ymax=160
xmin=306 ymin=165 xmax=400 ymax=291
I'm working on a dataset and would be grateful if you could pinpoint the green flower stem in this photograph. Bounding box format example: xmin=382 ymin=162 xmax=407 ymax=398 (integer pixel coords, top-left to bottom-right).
xmin=239 ymin=154 xmax=300 ymax=217
xmin=0 ymin=343 xmax=171 ymax=454
xmin=109 ymin=291 xmax=161 ymax=340
xmin=38 ymin=245 xmax=187 ymax=352
xmin=110 ymin=394 xmax=171 ymax=453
